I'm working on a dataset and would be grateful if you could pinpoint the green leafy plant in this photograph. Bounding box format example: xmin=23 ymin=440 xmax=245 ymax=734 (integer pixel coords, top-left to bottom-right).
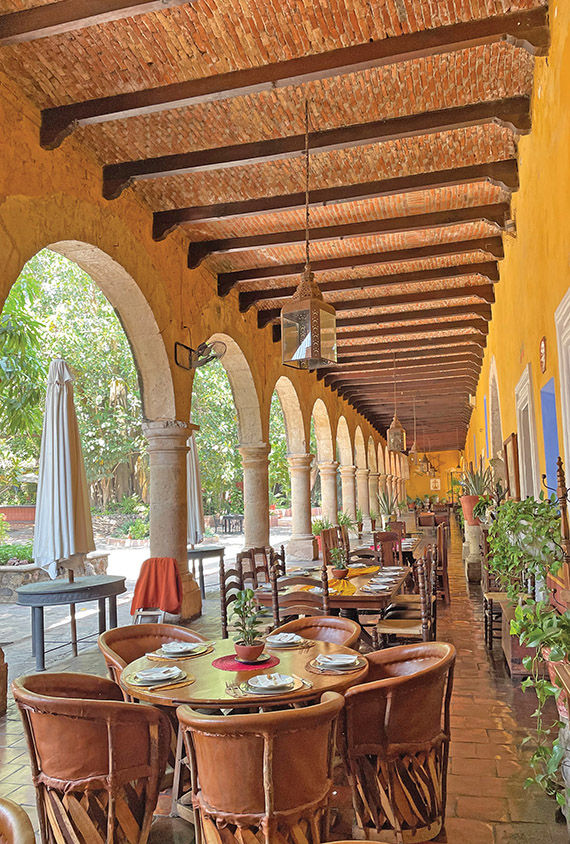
xmin=510 ymin=600 xmax=570 ymax=807
xmin=337 ymin=510 xmax=356 ymax=531
xmin=231 ymin=588 xmax=264 ymax=645
xmin=369 ymin=507 xmax=379 ymax=523
xmin=377 ymin=489 xmax=398 ymax=517
xmin=312 ymin=516 xmax=332 ymax=536
xmin=488 ymin=493 xmax=563 ymax=600
xmin=459 ymin=465 xmax=494 ymax=496
xmin=0 ymin=514 xmax=8 ymax=544
xmin=355 ymin=506 xmax=364 ymax=524
xmin=329 ymin=546 xmax=348 ymax=568
xmin=0 ymin=543 xmax=33 ymax=565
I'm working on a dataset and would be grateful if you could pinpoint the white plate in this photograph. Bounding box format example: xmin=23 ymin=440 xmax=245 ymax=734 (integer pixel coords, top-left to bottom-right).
xmin=161 ymin=641 xmax=204 ymax=655
xmin=361 ymin=585 xmax=391 ymax=593
xmin=247 ymin=673 xmax=294 ymax=692
xmin=308 ymin=586 xmax=324 ymax=594
xmin=266 ymin=632 xmax=303 ymax=646
xmin=316 ymin=654 xmax=359 ymax=668
xmin=134 ymin=666 xmax=184 ymax=685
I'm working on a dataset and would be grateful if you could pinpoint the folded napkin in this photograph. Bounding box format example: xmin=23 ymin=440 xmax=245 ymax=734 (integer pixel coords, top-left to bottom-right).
xmin=266 ymin=632 xmax=303 ymax=644
xmin=161 ymin=641 xmax=203 ymax=654
xmin=316 ymin=653 xmax=358 ymax=667
xmin=137 ymin=666 xmax=182 ymax=682
xmin=249 ymin=673 xmax=293 ymax=689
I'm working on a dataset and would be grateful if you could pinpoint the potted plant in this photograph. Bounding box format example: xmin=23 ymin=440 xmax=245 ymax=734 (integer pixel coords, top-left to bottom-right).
xmin=231 ymin=588 xmax=265 ymax=662
xmin=369 ymin=508 xmax=378 ymax=531
xmin=329 ymin=546 xmax=349 ymax=579
xmin=337 ymin=510 xmax=356 ymax=534
xmin=377 ymin=490 xmax=398 ymax=529
xmin=458 ymin=465 xmax=493 ymax=526
xmin=312 ymin=516 xmax=332 ymax=553
xmin=355 ymin=507 xmax=364 ymax=534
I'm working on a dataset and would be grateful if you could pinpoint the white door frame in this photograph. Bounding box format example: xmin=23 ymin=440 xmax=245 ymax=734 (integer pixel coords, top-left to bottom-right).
xmin=555 ymin=287 xmax=570 ymax=468
xmin=515 ymin=364 xmax=541 ymax=499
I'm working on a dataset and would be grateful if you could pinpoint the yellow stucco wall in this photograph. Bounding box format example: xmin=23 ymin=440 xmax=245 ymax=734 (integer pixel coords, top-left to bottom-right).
xmin=406 ymin=450 xmax=461 ymax=501
xmin=465 ymin=0 xmax=570 ymax=480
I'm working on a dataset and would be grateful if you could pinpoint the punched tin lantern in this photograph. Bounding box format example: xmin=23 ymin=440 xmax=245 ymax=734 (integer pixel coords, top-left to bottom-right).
xmin=281 ymin=267 xmax=337 ymax=370
xmin=387 ymin=412 xmax=406 ymax=453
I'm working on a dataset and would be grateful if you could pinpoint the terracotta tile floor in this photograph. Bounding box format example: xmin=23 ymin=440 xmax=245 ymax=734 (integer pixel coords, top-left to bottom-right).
xmin=0 ymin=521 xmax=568 ymax=842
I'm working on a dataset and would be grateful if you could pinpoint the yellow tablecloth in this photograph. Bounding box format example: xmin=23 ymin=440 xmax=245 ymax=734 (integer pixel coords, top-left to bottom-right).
xmin=300 ymin=580 xmax=357 ymax=596
xmin=346 ymin=565 xmax=379 ymax=578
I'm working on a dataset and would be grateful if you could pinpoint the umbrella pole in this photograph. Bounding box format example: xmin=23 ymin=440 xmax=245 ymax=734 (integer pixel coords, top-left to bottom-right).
xmin=67 ymin=569 xmax=78 ymax=657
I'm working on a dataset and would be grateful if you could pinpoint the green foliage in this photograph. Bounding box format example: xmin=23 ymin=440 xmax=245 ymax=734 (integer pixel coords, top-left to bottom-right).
xmin=337 ymin=510 xmax=355 ymax=531
xmin=268 ymin=392 xmax=291 ymax=506
xmin=488 ymin=494 xmax=563 ymax=599
xmin=355 ymin=506 xmax=363 ymax=524
xmin=377 ymin=489 xmax=398 ymax=517
xmin=118 ymin=515 xmax=150 ymax=539
xmin=458 ymin=465 xmax=493 ymax=495
xmin=312 ymin=516 xmax=332 ymax=536
xmin=329 ymin=546 xmax=348 ymax=568
xmin=231 ymin=588 xmax=264 ymax=645
xmin=0 ymin=515 xmax=8 ymax=544
xmin=511 ymin=601 xmax=570 ymax=805
xmin=0 ymin=543 xmax=33 ymax=565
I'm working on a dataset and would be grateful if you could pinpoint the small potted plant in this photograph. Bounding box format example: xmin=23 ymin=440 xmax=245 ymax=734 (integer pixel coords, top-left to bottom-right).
xmin=458 ymin=465 xmax=493 ymax=526
xmin=231 ymin=588 xmax=265 ymax=662
xmin=356 ymin=507 xmax=364 ymax=534
xmin=377 ymin=490 xmax=398 ymax=529
xmin=329 ymin=546 xmax=349 ymax=579
xmin=337 ymin=510 xmax=356 ymax=533
xmin=312 ymin=516 xmax=332 ymax=553
xmin=369 ymin=508 xmax=378 ymax=531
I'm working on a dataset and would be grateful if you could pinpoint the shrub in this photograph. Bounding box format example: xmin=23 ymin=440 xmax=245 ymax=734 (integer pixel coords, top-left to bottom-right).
xmin=0 ymin=543 xmax=34 ymax=565
xmin=0 ymin=514 xmax=9 ymax=544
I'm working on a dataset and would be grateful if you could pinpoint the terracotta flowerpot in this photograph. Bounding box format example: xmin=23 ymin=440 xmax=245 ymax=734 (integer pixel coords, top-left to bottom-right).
xmin=542 ymin=648 xmax=569 ymax=721
xmin=357 ymin=522 xmax=363 ymax=533
xmin=235 ymin=641 xmax=265 ymax=662
xmin=370 ymin=519 xmax=376 ymax=531
xmin=332 ymin=567 xmax=349 ymax=579
xmin=316 ymin=535 xmax=322 ymax=554
xmin=460 ymin=495 xmax=480 ymax=526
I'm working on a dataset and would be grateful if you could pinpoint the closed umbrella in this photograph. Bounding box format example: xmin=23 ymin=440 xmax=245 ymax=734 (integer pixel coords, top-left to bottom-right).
xmin=33 ymin=359 xmax=95 ymax=579
xmin=187 ymin=431 xmax=205 ymax=546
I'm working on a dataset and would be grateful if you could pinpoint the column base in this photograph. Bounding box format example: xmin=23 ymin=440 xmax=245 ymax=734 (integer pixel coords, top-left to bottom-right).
xmin=178 ymin=571 xmax=202 ymax=621
xmin=464 ymin=524 xmax=482 ymax=582
xmin=287 ymin=536 xmax=318 ymax=561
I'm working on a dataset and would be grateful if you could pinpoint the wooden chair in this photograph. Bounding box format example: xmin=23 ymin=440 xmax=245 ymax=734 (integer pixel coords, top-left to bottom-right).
xmin=372 ymin=531 xmax=402 ymax=565
xmin=376 ymin=556 xmax=433 ymax=645
xmin=321 ymin=527 xmax=340 ymax=566
xmin=270 ymin=543 xmax=286 ymax=577
xmin=237 ymin=546 xmax=271 ymax=587
xmin=335 ymin=524 xmax=350 ymax=556
xmin=436 ymin=522 xmax=451 ymax=605
xmin=383 ymin=548 xmax=438 ymax=638
xmin=0 ymin=798 xmax=34 ymax=844
xmin=177 ymin=692 xmax=345 ymax=844
xmin=220 ymin=555 xmax=245 ymax=638
xmin=12 ymin=672 xmax=171 ymax=844
xmin=340 ymin=642 xmax=456 ymax=842
xmin=271 ymin=616 xmax=361 ymax=648
xmin=388 ymin=519 xmax=406 ymax=539
xmin=270 ymin=566 xmax=330 ymax=628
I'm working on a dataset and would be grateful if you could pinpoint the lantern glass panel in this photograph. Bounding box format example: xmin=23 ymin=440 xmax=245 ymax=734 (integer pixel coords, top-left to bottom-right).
xmin=281 ymin=297 xmax=336 ymax=369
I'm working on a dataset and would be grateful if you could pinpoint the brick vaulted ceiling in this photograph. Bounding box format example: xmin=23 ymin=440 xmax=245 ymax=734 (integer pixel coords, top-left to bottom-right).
xmin=0 ymin=0 xmax=549 ymax=451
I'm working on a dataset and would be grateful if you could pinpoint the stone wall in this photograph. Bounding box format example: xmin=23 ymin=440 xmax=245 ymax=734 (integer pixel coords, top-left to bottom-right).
xmin=0 ymin=551 xmax=108 ymax=603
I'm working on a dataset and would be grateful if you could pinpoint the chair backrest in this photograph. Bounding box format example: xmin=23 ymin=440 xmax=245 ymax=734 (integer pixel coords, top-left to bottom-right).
xmin=238 ymin=546 xmax=271 ymax=587
xmin=130 ymin=556 xmax=182 ymax=616
xmin=372 ymin=531 xmax=401 ymax=565
xmin=0 ymin=798 xmax=34 ymax=844
xmin=335 ymin=524 xmax=350 ymax=555
xmin=321 ymin=526 xmax=340 ymax=566
xmin=387 ymin=519 xmax=406 ymax=539
xmin=418 ymin=512 xmax=436 ymax=527
xmin=342 ymin=642 xmax=456 ymax=841
xmin=271 ymin=616 xmax=361 ymax=648
xmin=220 ymin=556 xmax=245 ymax=638
xmin=12 ymin=673 xmax=171 ymax=844
xmin=177 ymin=692 xmax=344 ymax=832
xmin=270 ymin=567 xmax=330 ymax=627
xmin=348 ymin=547 xmax=382 ymax=565
xmin=269 ymin=544 xmax=286 ymax=577
xmin=415 ymin=554 xmax=431 ymax=640
xmin=436 ymin=522 xmax=447 ymax=564
xmin=98 ymin=622 xmax=208 ymax=687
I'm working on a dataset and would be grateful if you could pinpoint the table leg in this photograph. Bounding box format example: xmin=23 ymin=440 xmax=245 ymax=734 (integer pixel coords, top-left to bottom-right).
xmin=98 ymin=598 xmax=106 ymax=634
xmin=109 ymin=596 xmax=118 ymax=629
xmin=70 ymin=603 xmax=78 ymax=657
xmin=32 ymin=607 xmax=45 ymax=672
xmin=170 ymin=725 xmax=184 ymax=817
xmin=198 ymin=558 xmax=205 ymax=599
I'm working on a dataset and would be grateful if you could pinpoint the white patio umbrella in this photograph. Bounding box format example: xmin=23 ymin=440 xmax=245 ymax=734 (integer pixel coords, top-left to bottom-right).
xmin=187 ymin=430 xmax=205 ymax=546
xmin=33 ymin=359 xmax=95 ymax=579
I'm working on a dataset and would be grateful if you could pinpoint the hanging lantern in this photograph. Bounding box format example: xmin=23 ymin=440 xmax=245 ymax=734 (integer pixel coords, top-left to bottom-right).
xmin=281 ymin=101 xmax=336 ymax=371
xmin=387 ymin=353 xmax=406 ymax=453
xmin=407 ymin=397 xmax=418 ymax=464
xmin=418 ymin=453 xmax=429 ymax=474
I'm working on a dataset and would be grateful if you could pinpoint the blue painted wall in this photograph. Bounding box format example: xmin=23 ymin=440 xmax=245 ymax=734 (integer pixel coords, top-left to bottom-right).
xmin=540 ymin=378 xmax=559 ymax=495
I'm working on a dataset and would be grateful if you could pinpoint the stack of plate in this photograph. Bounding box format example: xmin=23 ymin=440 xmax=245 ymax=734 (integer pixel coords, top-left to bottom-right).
xmin=246 ymin=673 xmax=295 ymax=694
xmin=265 ymin=632 xmax=305 ymax=648
xmin=131 ymin=666 xmax=186 ymax=686
xmin=158 ymin=641 xmax=209 ymax=657
xmin=314 ymin=653 xmax=361 ymax=671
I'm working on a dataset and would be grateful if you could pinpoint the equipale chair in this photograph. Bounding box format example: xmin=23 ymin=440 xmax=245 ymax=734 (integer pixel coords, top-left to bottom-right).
xmin=12 ymin=673 xmax=171 ymax=844
xmin=0 ymin=797 xmax=35 ymax=844
xmin=340 ymin=642 xmax=456 ymax=843
xmin=177 ymin=692 xmax=344 ymax=844
xmin=271 ymin=616 xmax=361 ymax=648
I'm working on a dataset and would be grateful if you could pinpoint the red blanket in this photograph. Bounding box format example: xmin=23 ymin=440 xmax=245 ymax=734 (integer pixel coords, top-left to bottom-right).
xmin=130 ymin=557 xmax=182 ymax=615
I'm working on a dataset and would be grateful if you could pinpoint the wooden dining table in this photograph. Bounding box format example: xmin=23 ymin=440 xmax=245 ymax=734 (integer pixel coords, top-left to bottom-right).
xmin=120 ymin=637 xmax=369 ymax=819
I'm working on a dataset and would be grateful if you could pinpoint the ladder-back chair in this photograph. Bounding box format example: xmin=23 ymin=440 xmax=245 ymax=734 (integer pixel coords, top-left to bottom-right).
xmin=270 ymin=566 xmax=330 ymax=628
xmin=372 ymin=531 xmax=402 ymax=565
xmin=220 ymin=556 xmax=245 ymax=639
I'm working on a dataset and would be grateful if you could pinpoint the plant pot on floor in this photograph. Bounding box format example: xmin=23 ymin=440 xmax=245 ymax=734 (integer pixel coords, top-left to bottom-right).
xmin=460 ymin=494 xmax=481 ymax=526
xmin=370 ymin=519 xmax=376 ymax=531
xmin=235 ymin=641 xmax=265 ymax=662
xmin=357 ymin=522 xmax=363 ymax=534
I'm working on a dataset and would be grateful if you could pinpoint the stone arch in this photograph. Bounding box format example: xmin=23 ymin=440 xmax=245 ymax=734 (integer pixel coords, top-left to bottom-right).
xmin=354 ymin=427 xmax=367 ymax=468
xmin=47 ymin=241 xmax=176 ymax=421
xmin=367 ymin=437 xmax=378 ymax=472
xmin=488 ymin=356 xmax=504 ymax=460
xmin=336 ymin=416 xmax=353 ymax=466
xmin=311 ymin=398 xmax=334 ymax=462
xmin=205 ymin=333 xmax=263 ymax=445
xmin=377 ymin=442 xmax=385 ymax=474
xmin=273 ymin=376 xmax=306 ymax=453
xmin=385 ymin=445 xmax=391 ymax=476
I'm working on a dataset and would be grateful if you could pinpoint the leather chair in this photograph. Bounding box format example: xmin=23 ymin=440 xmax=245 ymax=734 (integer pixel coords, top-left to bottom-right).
xmin=0 ymin=798 xmax=34 ymax=844
xmin=271 ymin=616 xmax=361 ymax=648
xmin=340 ymin=642 xmax=456 ymax=843
xmin=98 ymin=622 xmax=208 ymax=690
xmin=12 ymin=673 xmax=171 ymax=844
xmin=177 ymin=692 xmax=344 ymax=844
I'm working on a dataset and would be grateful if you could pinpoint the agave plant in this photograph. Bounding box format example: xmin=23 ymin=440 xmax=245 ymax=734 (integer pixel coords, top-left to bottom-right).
xmin=459 ymin=465 xmax=493 ymax=496
xmin=377 ymin=489 xmax=399 ymax=517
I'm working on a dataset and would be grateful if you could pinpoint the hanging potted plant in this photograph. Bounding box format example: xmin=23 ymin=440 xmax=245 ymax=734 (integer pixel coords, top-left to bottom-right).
xmin=231 ymin=588 xmax=266 ymax=662
xmin=458 ymin=465 xmax=493 ymax=526
xmin=312 ymin=516 xmax=332 ymax=554
xmin=377 ymin=490 xmax=398 ymax=529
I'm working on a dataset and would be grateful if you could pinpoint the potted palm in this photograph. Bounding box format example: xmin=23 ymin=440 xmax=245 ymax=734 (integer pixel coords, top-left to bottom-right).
xmin=231 ymin=588 xmax=265 ymax=662
xmin=459 ymin=465 xmax=493 ymax=526
xmin=377 ymin=489 xmax=398 ymax=529
xmin=312 ymin=516 xmax=332 ymax=554
xmin=356 ymin=507 xmax=364 ymax=534
xmin=369 ymin=508 xmax=379 ymax=531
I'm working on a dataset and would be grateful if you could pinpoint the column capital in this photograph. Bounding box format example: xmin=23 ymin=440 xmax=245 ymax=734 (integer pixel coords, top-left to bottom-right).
xmin=143 ymin=420 xmax=192 ymax=451
xmin=339 ymin=464 xmax=356 ymax=477
xmin=318 ymin=461 xmax=339 ymax=476
xmin=356 ymin=467 xmax=370 ymax=478
xmin=238 ymin=443 xmax=270 ymax=465
xmin=369 ymin=471 xmax=380 ymax=481
xmin=287 ymin=453 xmax=314 ymax=472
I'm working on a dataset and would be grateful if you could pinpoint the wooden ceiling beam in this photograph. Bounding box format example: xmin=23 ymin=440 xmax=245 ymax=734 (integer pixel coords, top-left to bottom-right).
xmin=336 ymin=337 xmax=486 ymax=355
xmin=0 ymin=0 xmax=189 ymax=46
xmin=255 ymin=281 xmax=495 ymax=327
xmin=327 ymin=365 xmax=480 ymax=385
xmin=190 ymin=204 xmax=509 ymax=267
xmin=323 ymin=354 xmax=482 ymax=377
xmin=40 ymin=7 xmax=547 ymax=147
xmin=103 ymin=98 xmax=530 ymax=200
xmin=336 ymin=318 xmax=489 ymax=339
xmin=339 ymin=376 xmax=478 ymax=392
xmin=336 ymin=303 xmax=491 ymax=329
xmin=152 ymin=160 xmax=518 ymax=237
xmin=219 ymin=236 xmax=504 ymax=294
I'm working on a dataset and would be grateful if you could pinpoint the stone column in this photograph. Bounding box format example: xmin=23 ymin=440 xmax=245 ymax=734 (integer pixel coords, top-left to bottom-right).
xmin=318 ymin=461 xmax=339 ymax=524
xmin=356 ymin=468 xmax=370 ymax=519
xmin=464 ymin=523 xmax=483 ymax=582
xmin=368 ymin=472 xmax=379 ymax=515
xmin=378 ymin=473 xmax=388 ymax=496
xmin=239 ymin=444 xmax=270 ymax=549
xmin=144 ymin=420 xmax=201 ymax=620
xmin=287 ymin=453 xmax=316 ymax=560
xmin=339 ymin=465 xmax=357 ymax=520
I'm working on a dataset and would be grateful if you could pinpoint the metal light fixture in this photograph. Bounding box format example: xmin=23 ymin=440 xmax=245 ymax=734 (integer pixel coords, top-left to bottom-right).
xmin=387 ymin=353 xmax=406 ymax=453
xmin=281 ymin=102 xmax=337 ymax=370
xmin=408 ymin=397 xmax=418 ymax=464
xmin=418 ymin=453 xmax=429 ymax=474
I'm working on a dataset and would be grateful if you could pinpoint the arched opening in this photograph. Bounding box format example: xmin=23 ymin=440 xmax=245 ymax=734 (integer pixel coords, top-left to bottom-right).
xmin=267 ymin=377 xmax=305 ymax=538
xmin=354 ymin=427 xmax=367 ymax=469
xmin=489 ymin=357 xmax=504 ymax=460
xmin=311 ymin=399 xmax=334 ymax=462
xmin=336 ymin=416 xmax=353 ymax=467
xmin=311 ymin=399 xmax=336 ymax=523
xmin=336 ymin=416 xmax=355 ymax=519
xmin=367 ymin=437 xmax=378 ymax=472
xmin=377 ymin=442 xmax=386 ymax=474
xmin=273 ymin=377 xmax=306 ymax=454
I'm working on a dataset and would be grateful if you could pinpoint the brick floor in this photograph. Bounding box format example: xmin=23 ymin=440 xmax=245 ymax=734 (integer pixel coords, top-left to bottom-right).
xmin=0 ymin=520 xmax=568 ymax=841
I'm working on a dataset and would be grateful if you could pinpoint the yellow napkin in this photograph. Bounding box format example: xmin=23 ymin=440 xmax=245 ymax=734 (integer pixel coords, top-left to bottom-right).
xmin=300 ymin=580 xmax=356 ymax=596
xmin=346 ymin=565 xmax=379 ymax=578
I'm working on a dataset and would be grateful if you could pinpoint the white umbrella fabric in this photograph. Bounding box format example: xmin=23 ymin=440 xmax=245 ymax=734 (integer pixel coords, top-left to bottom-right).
xmin=33 ymin=359 xmax=95 ymax=579
xmin=187 ymin=431 xmax=205 ymax=546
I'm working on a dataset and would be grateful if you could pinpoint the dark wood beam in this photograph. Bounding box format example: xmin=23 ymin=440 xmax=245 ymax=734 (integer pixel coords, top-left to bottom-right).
xmin=327 ymin=365 xmax=481 ymax=385
xmin=336 ymin=303 xmax=492 ymax=329
xmin=40 ymin=7 xmax=547 ymax=147
xmin=0 ymin=0 xmax=188 ymax=45
xmin=152 ymin=160 xmax=518 ymax=238
xmin=255 ymin=280 xmax=495 ymax=328
xmin=336 ymin=337 xmax=486 ymax=355
xmin=220 ymin=236 xmax=504 ymax=294
xmin=338 ymin=373 xmax=479 ymax=389
xmin=190 ymin=204 xmax=509 ymax=268
xmin=324 ymin=353 xmax=482 ymax=375
xmin=337 ymin=318 xmax=489 ymax=339
xmin=103 ymin=98 xmax=530 ymax=200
